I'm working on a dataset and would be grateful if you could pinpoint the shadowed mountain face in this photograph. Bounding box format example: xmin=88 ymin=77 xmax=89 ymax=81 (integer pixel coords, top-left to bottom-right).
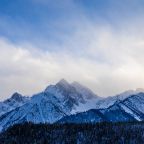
xmin=0 ymin=93 xmax=29 ymax=117
xmin=0 ymin=79 xmax=101 ymax=131
xmin=57 ymin=108 xmax=136 ymax=124
xmin=95 ymin=89 xmax=144 ymax=109
xmin=0 ymin=79 xmax=144 ymax=132
xmin=58 ymin=93 xmax=144 ymax=123
xmin=71 ymin=81 xmax=99 ymax=99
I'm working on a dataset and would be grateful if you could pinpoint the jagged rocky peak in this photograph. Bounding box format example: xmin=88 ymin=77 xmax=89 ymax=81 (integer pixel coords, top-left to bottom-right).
xmin=11 ymin=92 xmax=23 ymax=100
xmin=71 ymin=81 xmax=99 ymax=99
xmin=3 ymin=92 xmax=24 ymax=104
xmin=44 ymin=79 xmax=86 ymax=107
xmin=56 ymin=79 xmax=71 ymax=89
xmin=2 ymin=80 xmax=144 ymax=132
xmin=57 ymin=79 xmax=69 ymax=85
xmin=6 ymin=92 xmax=30 ymax=104
xmin=45 ymin=79 xmax=70 ymax=92
xmin=11 ymin=92 xmax=30 ymax=103
xmin=55 ymin=79 xmax=84 ymax=99
xmin=45 ymin=79 xmax=100 ymax=102
xmin=0 ymin=92 xmax=30 ymax=118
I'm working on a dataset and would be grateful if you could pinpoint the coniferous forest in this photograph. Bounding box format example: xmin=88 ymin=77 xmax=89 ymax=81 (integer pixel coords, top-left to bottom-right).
xmin=0 ymin=121 xmax=144 ymax=144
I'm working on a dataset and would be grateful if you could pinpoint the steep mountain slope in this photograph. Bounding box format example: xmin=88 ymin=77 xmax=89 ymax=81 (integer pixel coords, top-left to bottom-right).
xmin=45 ymin=79 xmax=101 ymax=114
xmin=58 ymin=93 xmax=144 ymax=123
xmin=0 ymin=92 xmax=69 ymax=131
xmin=45 ymin=79 xmax=86 ymax=112
xmin=58 ymin=108 xmax=136 ymax=124
xmin=1 ymin=79 xmax=144 ymax=132
xmin=108 ymin=92 xmax=144 ymax=121
xmin=71 ymin=81 xmax=99 ymax=99
xmin=0 ymin=93 xmax=29 ymax=117
xmin=0 ymin=79 xmax=100 ymax=131
xmin=70 ymin=81 xmax=103 ymax=113
xmin=95 ymin=89 xmax=144 ymax=109
xmin=58 ymin=109 xmax=105 ymax=123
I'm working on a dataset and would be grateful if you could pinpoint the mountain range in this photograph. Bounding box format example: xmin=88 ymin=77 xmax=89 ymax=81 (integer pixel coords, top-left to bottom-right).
xmin=0 ymin=79 xmax=144 ymax=132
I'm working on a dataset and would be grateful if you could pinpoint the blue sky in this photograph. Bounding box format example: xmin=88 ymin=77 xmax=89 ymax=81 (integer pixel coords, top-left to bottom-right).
xmin=0 ymin=0 xmax=144 ymax=99
xmin=1 ymin=0 xmax=144 ymax=47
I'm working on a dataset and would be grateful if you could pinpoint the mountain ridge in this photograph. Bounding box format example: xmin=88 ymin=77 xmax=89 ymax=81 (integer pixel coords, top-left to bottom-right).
xmin=0 ymin=79 xmax=144 ymax=132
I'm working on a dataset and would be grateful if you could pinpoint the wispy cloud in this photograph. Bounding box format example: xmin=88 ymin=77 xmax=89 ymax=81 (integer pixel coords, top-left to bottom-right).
xmin=1 ymin=19 xmax=144 ymax=99
xmin=0 ymin=0 xmax=144 ymax=99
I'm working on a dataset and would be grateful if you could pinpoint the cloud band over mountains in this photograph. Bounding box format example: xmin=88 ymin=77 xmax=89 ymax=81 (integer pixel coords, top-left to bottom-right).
xmin=0 ymin=0 xmax=144 ymax=99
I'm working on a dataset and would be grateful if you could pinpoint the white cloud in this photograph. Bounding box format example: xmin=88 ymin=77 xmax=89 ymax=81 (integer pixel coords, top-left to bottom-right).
xmin=0 ymin=37 xmax=101 ymax=99
xmin=1 ymin=18 xmax=144 ymax=100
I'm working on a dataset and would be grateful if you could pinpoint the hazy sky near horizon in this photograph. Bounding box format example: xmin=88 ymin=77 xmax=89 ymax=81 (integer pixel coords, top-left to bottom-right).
xmin=1 ymin=0 xmax=144 ymax=99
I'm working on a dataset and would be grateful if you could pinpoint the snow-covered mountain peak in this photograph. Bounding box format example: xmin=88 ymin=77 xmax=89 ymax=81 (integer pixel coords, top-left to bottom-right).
xmin=43 ymin=80 xmax=102 ymax=115
xmin=71 ymin=81 xmax=99 ymax=99
xmin=10 ymin=92 xmax=24 ymax=102
xmin=45 ymin=79 xmax=71 ymax=93
xmin=4 ymin=92 xmax=28 ymax=104
xmin=0 ymin=92 xmax=30 ymax=118
xmin=55 ymin=79 xmax=73 ymax=91
xmin=1 ymin=80 xmax=144 ymax=132
xmin=57 ymin=79 xmax=69 ymax=86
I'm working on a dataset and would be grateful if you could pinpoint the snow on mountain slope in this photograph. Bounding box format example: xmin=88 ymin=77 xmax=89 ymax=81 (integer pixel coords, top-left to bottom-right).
xmin=122 ymin=92 xmax=144 ymax=115
xmin=109 ymin=92 xmax=144 ymax=121
xmin=45 ymin=79 xmax=101 ymax=114
xmin=58 ymin=108 xmax=136 ymax=124
xmin=0 ymin=92 xmax=69 ymax=131
xmin=1 ymin=79 xmax=144 ymax=132
xmin=0 ymin=79 xmax=100 ymax=131
xmin=70 ymin=81 xmax=103 ymax=113
xmin=58 ymin=92 xmax=144 ymax=123
xmin=97 ymin=92 xmax=144 ymax=122
xmin=0 ymin=93 xmax=29 ymax=117
xmin=71 ymin=81 xmax=99 ymax=99
xmin=45 ymin=79 xmax=85 ymax=108
xmin=95 ymin=89 xmax=144 ymax=109
xmin=58 ymin=109 xmax=105 ymax=123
